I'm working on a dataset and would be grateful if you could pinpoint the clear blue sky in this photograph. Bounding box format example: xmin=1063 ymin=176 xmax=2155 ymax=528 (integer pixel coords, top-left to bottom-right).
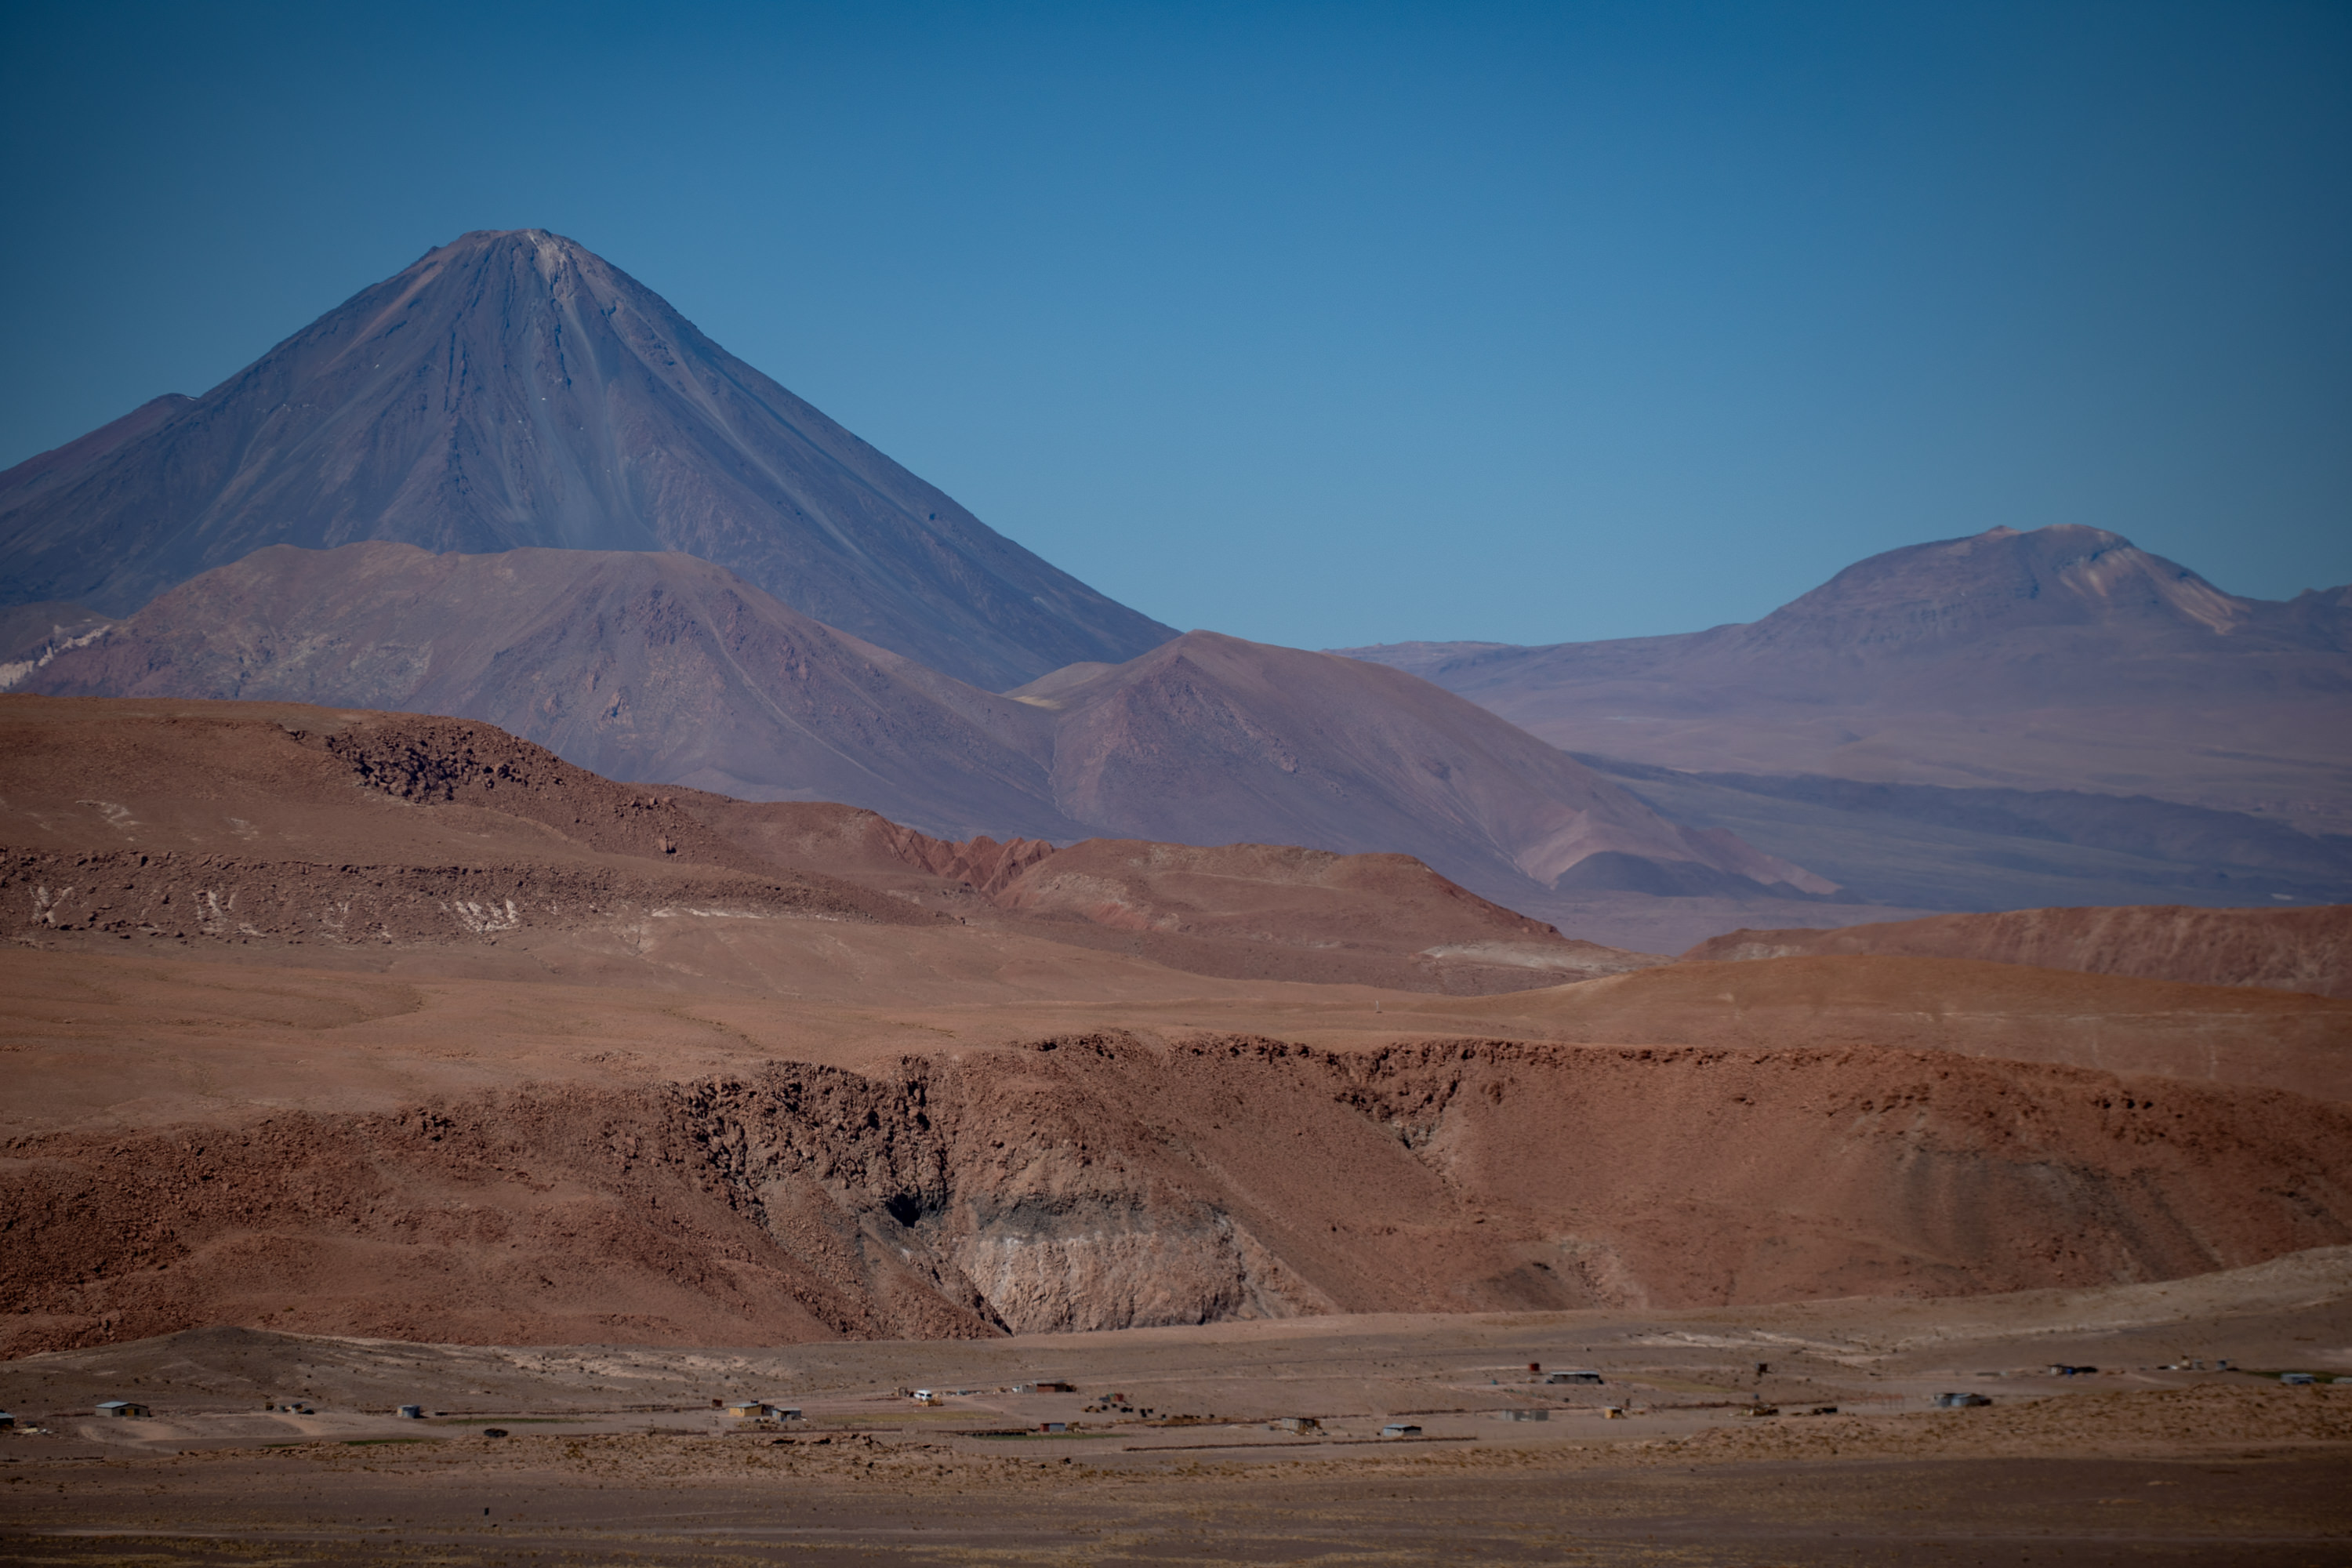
xmin=3 ymin=1 xmax=2346 ymax=648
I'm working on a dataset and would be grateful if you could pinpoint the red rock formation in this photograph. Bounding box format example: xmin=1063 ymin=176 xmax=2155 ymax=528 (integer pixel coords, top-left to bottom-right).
xmin=4 ymin=1036 xmax=2344 ymax=1354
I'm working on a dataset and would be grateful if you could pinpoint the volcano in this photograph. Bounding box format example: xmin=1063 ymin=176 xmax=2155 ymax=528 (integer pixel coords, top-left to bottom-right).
xmin=0 ymin=230 xmax=1174 ymax=690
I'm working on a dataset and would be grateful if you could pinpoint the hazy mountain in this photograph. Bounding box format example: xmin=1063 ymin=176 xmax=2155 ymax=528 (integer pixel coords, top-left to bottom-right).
xmin=22 ymin=542 xmax=1086 ymax=843
xmin=0 ymin=230 xmax=1172 ymax=689
xmin=1352 ymin=524 xmax=2352 ymax=710
xmin=20 ymin=541 xmax=1832 ymax=924
xmin=1014 ymin=630 xmax=1838 ymax=914
xmin=1339 ymin=524 xmax=2352 ymax=914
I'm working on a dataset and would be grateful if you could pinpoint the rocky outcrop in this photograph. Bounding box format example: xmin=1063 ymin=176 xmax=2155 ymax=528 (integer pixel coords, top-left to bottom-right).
xmin=5 ymin=1034 xmax=2346 ymax=1356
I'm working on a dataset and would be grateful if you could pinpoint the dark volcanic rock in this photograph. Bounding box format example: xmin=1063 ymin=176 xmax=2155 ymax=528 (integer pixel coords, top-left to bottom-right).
xmin=0 ymin=229 xmax=1172 ymax=689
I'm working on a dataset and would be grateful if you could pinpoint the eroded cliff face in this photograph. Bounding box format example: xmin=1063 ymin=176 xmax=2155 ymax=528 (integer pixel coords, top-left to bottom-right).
xmin=669 ymin=1045 xmax=1334 ymax=1337
xmin=5 ymin=1035 xmax=2347 ymax=1355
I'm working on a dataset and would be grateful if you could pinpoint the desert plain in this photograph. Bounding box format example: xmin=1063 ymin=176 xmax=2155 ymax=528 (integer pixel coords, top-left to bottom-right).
xmin=2 ymin=695 xmax=2348 ymax=1563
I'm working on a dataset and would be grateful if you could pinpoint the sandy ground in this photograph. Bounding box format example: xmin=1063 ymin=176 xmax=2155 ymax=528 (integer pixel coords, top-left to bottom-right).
xmin=5 ymin=1258 xmax=2350 ymax=1563
xmin=9 ymin=931 xmax=2342 ymax=1141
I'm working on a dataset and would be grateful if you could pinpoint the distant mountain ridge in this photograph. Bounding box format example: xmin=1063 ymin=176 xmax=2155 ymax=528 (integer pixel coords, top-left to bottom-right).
xmin=0 ymin=230 xmax=1174 ymax=689
xmin=1338 ymin=524 xmax=2352 ymax=919
xmin=1349 ymin=526 xmax=2352 ymax=709
xmin=1341 ymin=525 xmax=2352 ymax=809
xmin=17 ymin=540 xmax=1834 ymax=922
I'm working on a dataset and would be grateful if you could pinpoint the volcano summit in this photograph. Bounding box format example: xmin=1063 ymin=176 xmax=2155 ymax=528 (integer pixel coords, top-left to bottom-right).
xmin=0 ymin=229 xmax=1174 ymax=690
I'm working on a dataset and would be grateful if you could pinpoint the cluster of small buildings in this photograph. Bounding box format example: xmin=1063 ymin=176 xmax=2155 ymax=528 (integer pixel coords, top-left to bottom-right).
xmin=722 ymin=1399 xmax=803 ymax=1421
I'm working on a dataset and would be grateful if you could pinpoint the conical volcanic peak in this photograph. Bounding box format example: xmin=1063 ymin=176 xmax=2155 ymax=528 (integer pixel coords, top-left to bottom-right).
xmin=0 ymin=229 xmax=1174 ymax=688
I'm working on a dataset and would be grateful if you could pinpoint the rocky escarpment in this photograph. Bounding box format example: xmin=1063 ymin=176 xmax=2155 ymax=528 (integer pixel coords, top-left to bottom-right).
xmin=5 ymin=1036 xmax=2347 ymax=1355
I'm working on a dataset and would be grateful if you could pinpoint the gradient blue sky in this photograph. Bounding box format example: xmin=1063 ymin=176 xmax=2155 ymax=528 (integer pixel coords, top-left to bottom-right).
xmin=3 ymin=1 xmax=2346 ymax=648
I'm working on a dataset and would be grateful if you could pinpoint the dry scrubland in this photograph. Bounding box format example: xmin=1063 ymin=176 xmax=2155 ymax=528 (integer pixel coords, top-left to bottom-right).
xmin=3 ymin=696 xmax=2348 ymax=1560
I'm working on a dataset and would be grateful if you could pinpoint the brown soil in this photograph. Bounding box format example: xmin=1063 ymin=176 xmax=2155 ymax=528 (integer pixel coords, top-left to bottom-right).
xmin=1687 ymin=902 xmax=2352 ymax=1000
xmin=3 ymin=1277 xmax=2349 ymax=1564
xmin=1424 ymin=954 xmax=2352 ymax=1100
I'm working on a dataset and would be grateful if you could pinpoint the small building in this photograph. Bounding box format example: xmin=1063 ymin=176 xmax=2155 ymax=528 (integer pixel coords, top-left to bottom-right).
xmin=724 ymin=1400 xmax=772 ymax=1419
xmin=1380 ymin=1423 xmax=1421 ymax=1438
xmin=1039 ymin=1421 xmax=1068 ymax=1433
xmin=0 ymin=1411 xmax=13 ymax=1429
xmin=1932 ymin=1392 xmax=1992 ymax=1407
xmin=2281 ymin=1373 xmax=2318 ymax=1386
xmin=397 ymin=1404 xmax=424 ymax=1420
xmin=1545 ymin=1370 xmax=1605 ymax=1385
xmin=1497 ymin=1408 xmax=1548 ymax=1422
xmin=1032 ymin=1381 xmax=1076 ymax=1393
xmin=912 ymin=1389 xmax=939 ymax=1405
xmin=1275 ymin=1417 xmax=1319 ymax=1434
xmin=96 ymin=1400 xmax=151 ymax=1419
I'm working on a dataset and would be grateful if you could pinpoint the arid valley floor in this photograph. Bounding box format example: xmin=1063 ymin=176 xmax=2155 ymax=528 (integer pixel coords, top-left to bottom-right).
xmin=4 ymin=1275 xmax=2350 ymax=1566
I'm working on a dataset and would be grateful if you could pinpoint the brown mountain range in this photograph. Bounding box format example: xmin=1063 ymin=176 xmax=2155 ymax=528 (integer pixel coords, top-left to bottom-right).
xmin=0 ymin=230 xmax=1172 ymax=689
xmin=18 ymin=541 xmax=1837 ymax=932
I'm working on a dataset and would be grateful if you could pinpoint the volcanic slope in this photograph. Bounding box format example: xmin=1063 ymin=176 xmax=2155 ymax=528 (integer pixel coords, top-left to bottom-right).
xmin=18 ymin=552 xmax=1842 ymax=933
xmin=1341 ymin=524 xmax=2352 ymax=906
xmin=0 ymin=228 xmax=1172 ymax=688
xmin=1007 ymin=630 xmax=1840 ymax=924
xmin=1687 ymin=904 xmax=2352 ymax=1001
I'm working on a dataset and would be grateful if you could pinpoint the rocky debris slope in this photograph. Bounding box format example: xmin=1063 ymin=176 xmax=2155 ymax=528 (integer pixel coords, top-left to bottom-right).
xmin=5 ymin=1034 xmax=2344 ymax=1355
xmin=1686 ymin=903 xmax=2352 ymax=1000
